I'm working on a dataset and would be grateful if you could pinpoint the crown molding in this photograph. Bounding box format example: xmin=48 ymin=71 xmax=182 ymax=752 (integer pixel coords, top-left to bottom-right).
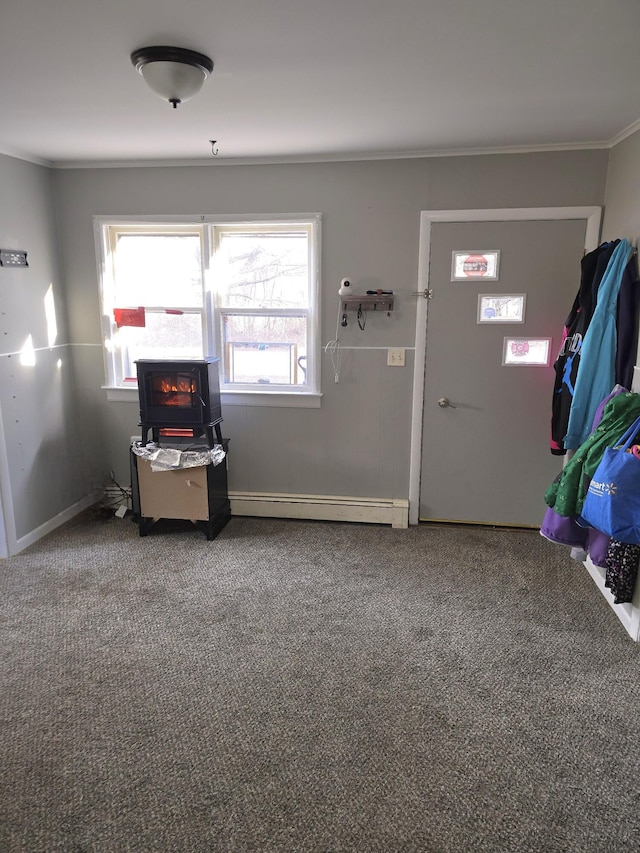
xmin=1 ymin=125 xmax=636 ymax=171
xmin=0 ymin=147 xmax=52 ymax=168
xmin=50 ymin=140 xmax=612 ymax=170
xmin=608 ymin=116 xmax=640 ymax=148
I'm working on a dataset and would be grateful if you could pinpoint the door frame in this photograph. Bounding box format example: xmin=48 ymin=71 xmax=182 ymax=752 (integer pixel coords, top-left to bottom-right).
xmin=0 ymin=401 xmax=13 ymax=557
xmin=408 ymin=206 xmax=602 ymax=525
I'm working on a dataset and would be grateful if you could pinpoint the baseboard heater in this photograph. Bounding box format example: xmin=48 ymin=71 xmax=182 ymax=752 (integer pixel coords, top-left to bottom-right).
xmin=105 ymin=485 xmax=408 ymax=529
xmin=229 ymin=491 xmax=409 ymax=528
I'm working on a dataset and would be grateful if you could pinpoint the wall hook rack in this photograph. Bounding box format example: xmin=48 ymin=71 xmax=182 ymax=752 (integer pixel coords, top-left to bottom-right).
xmin=339 ymin=292 xmax=394 ymax=316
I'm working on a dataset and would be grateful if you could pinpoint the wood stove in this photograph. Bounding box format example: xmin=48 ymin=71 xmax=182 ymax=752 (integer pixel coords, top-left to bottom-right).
xmin=131 ymin=357 xmax=230 ymax=540
xmin=136 ymin=357 xmax=223 ymax=446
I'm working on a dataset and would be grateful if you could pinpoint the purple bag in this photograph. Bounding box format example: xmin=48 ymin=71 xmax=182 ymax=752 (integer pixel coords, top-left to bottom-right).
xmin=540 ymin=507 xmax=588 ymax=548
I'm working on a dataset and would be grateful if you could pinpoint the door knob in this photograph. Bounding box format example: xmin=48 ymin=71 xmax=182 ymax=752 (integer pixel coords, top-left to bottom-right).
xmin=437 ymin=397 xmax=457 ymax=409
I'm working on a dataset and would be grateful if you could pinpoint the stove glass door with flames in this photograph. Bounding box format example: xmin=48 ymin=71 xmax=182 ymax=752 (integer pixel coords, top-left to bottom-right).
xmin=149 ymin=371 xmax=200 ymax=411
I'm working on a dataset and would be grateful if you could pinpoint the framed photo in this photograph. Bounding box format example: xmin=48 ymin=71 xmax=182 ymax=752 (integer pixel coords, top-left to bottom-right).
xmin=477 ymin=294 xmax=526 ymax=324
xmin=502 ymin=337 xmax=551 ymax=367
xmin=451 ymin=250 xmax=500 ymax=281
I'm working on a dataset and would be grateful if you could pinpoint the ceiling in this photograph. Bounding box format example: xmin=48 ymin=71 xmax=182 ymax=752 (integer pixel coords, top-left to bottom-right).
xmin=2 ymin=0 xmax=640 ymax=168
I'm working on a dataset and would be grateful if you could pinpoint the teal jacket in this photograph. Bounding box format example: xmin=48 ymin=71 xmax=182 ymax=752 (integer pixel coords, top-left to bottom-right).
xmin=563 ymin=239 xmax=633 ymax=449
xmin=545 ymin=391 xmax=640 ymax=517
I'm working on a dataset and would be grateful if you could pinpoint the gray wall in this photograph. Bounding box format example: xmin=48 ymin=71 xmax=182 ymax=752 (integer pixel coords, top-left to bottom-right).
xmin=602 ymin=128 xmax=640 ymax=370
xmin=602 ymin=129 xmax=640 ymax=243
xmin=4 ymin=137 xmax=640 ymax=547
xmin=0 ymin=154 xmax=101 ymax=547
xmin=52 ymin=150 xmax=608 ymax=499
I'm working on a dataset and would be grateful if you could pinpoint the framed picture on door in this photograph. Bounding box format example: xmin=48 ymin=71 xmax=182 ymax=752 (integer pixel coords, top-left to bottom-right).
xmin=502 ymin=337 xmax=552 ymax=366
xmin=451 ymin=250 xmax=500 ymax=281
xmin=477 ymin=294 xmax=526 ymax=323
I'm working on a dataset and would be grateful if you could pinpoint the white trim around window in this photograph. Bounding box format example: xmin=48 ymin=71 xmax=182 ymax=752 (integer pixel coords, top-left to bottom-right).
xmin=93 ymin=214 xmax=322 ymax=406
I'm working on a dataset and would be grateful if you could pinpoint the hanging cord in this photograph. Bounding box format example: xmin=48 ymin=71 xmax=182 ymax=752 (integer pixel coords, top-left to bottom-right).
xmin=357 ymin=306 xmax=367 ymax=330
xmin=102 ymin=474 xmax=132 ymax=513
xmin=324 ymin=302 xmax=344 ymax=382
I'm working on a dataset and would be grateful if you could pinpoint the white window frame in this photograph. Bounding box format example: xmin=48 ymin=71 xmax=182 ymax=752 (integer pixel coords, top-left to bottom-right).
xmin=94 ymin=214 xmax=322 ymax=408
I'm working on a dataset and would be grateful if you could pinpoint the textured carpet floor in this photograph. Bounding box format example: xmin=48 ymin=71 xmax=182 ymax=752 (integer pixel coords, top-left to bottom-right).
xmin=1 ymin=513 xmax=639 ymax=852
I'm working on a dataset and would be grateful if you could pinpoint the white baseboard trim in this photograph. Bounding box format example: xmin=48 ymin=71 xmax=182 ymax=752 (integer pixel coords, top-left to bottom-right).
xmin=229 ymin=491 xmax=409 ymax=528
xmin=12 ymin=491 xmax=102 ymax=556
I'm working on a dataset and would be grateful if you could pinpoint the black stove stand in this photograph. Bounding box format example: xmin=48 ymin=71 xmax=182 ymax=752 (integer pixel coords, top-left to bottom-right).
xmin=138 ymin=420 xmax=223 ymax=448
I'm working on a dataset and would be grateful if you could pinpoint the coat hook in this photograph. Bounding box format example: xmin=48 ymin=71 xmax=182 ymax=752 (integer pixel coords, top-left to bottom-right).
xmin=209 ymin=140 xmax=219 ymax=156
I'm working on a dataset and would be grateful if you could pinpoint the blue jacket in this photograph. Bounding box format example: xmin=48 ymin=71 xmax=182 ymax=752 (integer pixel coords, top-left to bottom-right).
xmin=564 ymin=238 xmax=633 ymax=450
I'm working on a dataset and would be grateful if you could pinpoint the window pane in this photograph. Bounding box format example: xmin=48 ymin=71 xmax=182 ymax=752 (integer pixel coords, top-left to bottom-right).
xmin=222 ymin=314 xmax=307 ymax=386
xmin=114 ymin=234 xmax=203 ymax=307
xmin=218 ymin=232 xmax=308 ymax=309
xmin=118 ymin=312 xmax=203 ymax=380
xmin=99 ymin=217 xmax=319 ymax=393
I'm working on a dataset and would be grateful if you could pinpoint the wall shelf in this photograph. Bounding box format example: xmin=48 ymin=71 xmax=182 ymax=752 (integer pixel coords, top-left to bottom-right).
xmin=340 ymin=293 xmax=394 ymax=313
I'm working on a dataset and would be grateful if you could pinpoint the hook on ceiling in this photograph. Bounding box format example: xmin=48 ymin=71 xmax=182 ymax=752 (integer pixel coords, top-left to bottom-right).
xmin=209 ymin=140 xmax=219 ymax=156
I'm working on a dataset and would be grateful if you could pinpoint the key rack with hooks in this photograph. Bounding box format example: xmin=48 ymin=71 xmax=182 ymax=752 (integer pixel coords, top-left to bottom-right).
xmin=340 ymin=293 xmax=394 ymax=315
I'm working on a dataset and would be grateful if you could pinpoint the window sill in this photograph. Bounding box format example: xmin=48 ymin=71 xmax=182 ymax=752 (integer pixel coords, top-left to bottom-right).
xmin=103 ymin=386 xmax=322 ymax=408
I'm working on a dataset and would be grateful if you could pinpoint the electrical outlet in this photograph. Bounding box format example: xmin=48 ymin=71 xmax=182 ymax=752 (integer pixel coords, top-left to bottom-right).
xmin=387 ymin=348 xmax=405 ymax=367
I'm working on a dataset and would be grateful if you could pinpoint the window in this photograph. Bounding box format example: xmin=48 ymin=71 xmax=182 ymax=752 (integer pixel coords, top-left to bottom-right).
xmin=95 ymin=216 xmax=321 ymax=402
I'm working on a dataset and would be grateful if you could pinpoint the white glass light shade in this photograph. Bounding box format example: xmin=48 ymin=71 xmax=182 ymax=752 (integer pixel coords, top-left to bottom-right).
xmin=131 ymin=46 xmax=214 ymax=108
xmin=139 ymin=61 xmax=207 ymax=106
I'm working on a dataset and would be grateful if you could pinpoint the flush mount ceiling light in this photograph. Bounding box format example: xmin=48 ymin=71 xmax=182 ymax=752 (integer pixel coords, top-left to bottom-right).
xmin=131 ymin=46 xmax=214 ymax=108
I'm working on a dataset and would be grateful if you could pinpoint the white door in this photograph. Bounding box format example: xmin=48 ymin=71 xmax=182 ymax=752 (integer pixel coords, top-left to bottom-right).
xmin=415 ymin=209 xmax=601 ymax=527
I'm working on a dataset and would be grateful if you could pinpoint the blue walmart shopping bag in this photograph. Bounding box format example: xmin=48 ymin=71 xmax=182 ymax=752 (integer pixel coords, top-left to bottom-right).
xmin=580 ymin=415 xmax=640 ymax=544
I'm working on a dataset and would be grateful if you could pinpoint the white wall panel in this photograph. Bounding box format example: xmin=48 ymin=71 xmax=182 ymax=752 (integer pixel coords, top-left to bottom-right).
xmin=0 ymin=155 xmax=100 ymax=550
